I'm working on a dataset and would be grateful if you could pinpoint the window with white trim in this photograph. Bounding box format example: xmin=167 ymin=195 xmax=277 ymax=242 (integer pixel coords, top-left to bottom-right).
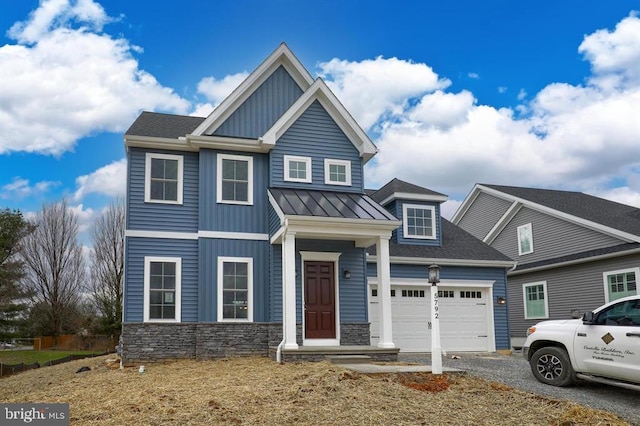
xmin=218 ymin=257 xmax=253 ymax=321
xmin=284 ymin=155 xmax=311 ymax=183
xmin=603 ymin=268 xmax=638 ymax=303
xmin=523 ymin=281 xmax=548 ymax=319
xmin=217 ymin=154 xmax=253 ymax=205
xmin=144 ymin=257 xmax=181 ymax=322
xmin=324 ymin=159 xmax=351 ymax=186
xmin=402 ymin=204 xmax=436 ymax=239
xmin=517 ymin=223 xmax=534 ymax=255
xmin=145 ymin=153 xmax=183 ymax=204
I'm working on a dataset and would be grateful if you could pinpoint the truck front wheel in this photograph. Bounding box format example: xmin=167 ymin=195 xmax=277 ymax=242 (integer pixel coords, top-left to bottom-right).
xmin=530 ymin=347 xmax=575 ymax=387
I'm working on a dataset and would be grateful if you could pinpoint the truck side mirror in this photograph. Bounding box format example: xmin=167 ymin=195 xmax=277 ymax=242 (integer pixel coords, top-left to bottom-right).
xmin=582 ymin=311 xmax=595 ymax=324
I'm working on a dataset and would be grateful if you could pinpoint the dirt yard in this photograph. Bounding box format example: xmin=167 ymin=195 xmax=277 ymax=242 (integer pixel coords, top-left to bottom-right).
xmin=0 ymin=355 xmax=630 ymax=425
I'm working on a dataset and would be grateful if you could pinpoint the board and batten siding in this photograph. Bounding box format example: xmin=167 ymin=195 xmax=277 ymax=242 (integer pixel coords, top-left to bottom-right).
xmin=127 ymin=148 xmax=199 ymax=232
xmin=124 ymin=237 xmax=198 ymax=322
xmin=269 ymin=100 xmax=363 ymax=193
xmin=198 ymin=149 xmax=269 ymax=233
xmin=493 ymin=207 xmax=623 ymax=264
xmin=508 ymin=252 xmax=640 ymax=337
xmin=457 ymin=192 xmax=512 ymax=240
xmin=212 ymin=66 xmax=303 ymax=139
xmin=197 ymin=238 xmax=270 ymax=322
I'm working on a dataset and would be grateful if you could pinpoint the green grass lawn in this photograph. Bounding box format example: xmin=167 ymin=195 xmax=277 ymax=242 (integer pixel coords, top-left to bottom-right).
xmin=0 ymin=350 xmax=105 ymax=365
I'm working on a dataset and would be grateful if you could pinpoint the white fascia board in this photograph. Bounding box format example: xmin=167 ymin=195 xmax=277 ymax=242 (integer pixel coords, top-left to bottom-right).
xmin=378 ymin=192 xmax=449 ymax=206
xmin=450 ymin=184 xmax=482 ymax=224
xmin=366 ymin=255 xmax=516 ymax=269
xmin=267 ymin=190 xmax=285 ymax=223
xmin=261 ymin=79 xmax=378 ymax=163
xmin=483 ymin=202 xmax=522 ymax=244
xmin=125 ymin=136 xmax=198 ymax=152
xmin=478 ymin=184 xmax=640 ymax=243
xmin=186 ymin=134 xmax=271 ymax=153
xmin=192 ymin=43 xmax=314 ymax=137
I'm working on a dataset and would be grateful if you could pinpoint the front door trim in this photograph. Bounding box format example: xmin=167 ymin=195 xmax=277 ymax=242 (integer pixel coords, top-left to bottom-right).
xmin=300 ymin=251 xmax=341 ymax=346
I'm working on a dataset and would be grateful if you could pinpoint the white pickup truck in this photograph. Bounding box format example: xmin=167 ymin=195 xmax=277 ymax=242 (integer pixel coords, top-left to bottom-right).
xmin=523 ymin=295 xmax=640 ymax=390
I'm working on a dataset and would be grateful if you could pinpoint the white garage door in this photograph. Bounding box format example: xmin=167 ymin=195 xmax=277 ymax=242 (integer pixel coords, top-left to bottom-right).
xmin=369 ymin=285 xmax=492 ymax=352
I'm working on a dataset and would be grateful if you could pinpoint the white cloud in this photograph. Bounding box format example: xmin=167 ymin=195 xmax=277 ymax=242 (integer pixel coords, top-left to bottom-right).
xmin=197 ymin=72 xmax=249 ymax=107
xmin=468 ymin=72 xmax=479 ymax=79
xmin=68 ymin=203 xmax=97 ymax=234
xmin=497 ymin=86 xmax=507 ymax=94
xmin=361 ymin=13 xmax=640 ymax=208
xmin=318 ymin=56 xmax=450 ymax=131
xmin=191 ymin=102 xmax=215 ymax=118
xmin=0 ymin=0 xmax=190 ymax=156
xmin=73 ymin=158 xmax=127 ymax=201
xmin=517 ymin=89 xmax=527 ymax=101
xmin=0 ymin=177 xmax=59 ymax=199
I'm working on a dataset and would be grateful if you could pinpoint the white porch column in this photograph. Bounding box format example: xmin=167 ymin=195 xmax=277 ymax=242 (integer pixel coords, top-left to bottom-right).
xmin=376 ymin=236 xmax=395 ymax=348
xmin=282 ymin=231 xmax=298 ymax=349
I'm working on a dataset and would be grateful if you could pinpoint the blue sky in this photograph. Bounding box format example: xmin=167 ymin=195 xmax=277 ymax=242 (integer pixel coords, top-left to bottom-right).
xmin=1 ymin=0 xmax=639 ymax=240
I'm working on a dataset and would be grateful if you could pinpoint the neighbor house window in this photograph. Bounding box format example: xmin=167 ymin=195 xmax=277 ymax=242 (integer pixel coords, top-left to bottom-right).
xmin=284 ymin=155 xmax=311 ymax=183
xmin=517 ymin=223 xmax=534 ymax=255
xmin=217 ymin=154 xmax=253 ymax=205
xmin=145 ymin=153 xmax=183 ymax=204
xmin=144 ymin=257 xmax=181 ymax=322
xmin=603 ymin=268 xmax=639 ymax=303
xmin=402 ymin=204 xmax=436 ymax=239
xmin=324 ymin=159 xmax=351 ymax=186
xmin=523 ymin=281 xmax=548 ymax=319
xmin=218 ymin=257 xmax=253 ymax=322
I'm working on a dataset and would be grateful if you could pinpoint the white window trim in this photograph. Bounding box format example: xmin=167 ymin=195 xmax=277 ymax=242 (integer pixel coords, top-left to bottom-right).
xmin=145 ymin=153 xmax=184 ymax=204
xmin=284 ymin=155 xmax=312 ymax=183
xmin=216 ymin=153 xmax=253 ymax=205
xmin=324 ymin=158 xmax=352 ymax=186
xmin=522 ymin=281 xmax=548 ymax=320
xmin=143 ymin=256 xmax=182 ymax=322
xmin=602 ymin=267 xmax=640 ymax=303
xmin=402 ymin=203 xmax=436 ymax=240
xmin=217 ymin=256 xmax=253 ymax=322
xmin=517 ymin=223 xmax=534 ymax=255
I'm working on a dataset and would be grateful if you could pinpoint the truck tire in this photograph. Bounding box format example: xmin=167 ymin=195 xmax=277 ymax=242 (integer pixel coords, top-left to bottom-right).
xmin=530 ymin=346 xmax=575 ymax=387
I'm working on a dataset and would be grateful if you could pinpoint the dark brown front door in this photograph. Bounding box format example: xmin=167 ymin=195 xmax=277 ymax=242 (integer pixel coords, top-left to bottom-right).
xmin=304 ymin=261 xmax=336 ymax=339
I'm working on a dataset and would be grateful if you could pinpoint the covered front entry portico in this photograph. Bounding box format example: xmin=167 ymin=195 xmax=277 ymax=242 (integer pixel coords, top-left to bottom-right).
xmin=269 ymin=188 xmax=401 ymax=356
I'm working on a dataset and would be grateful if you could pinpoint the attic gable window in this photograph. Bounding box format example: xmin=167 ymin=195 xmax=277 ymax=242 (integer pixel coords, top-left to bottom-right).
xmin=324 ymin=159 xmax=351 ymax=186
xmin=217 ymin=153 xmax=253 ymax=205
xmin=402 ymin=204 xmax=436 ymax=239
xmin=517 ymin=223 xmax=534 ymax=255
xmin=145 ymin=153 xmax=183 ymax=204
xmin=284 ymin=155 xmax=311 ymax=183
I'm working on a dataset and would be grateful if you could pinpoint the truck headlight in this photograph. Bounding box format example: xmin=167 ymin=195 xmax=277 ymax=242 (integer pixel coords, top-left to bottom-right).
xmin=526 ymin=326 xmax=536 ymax=336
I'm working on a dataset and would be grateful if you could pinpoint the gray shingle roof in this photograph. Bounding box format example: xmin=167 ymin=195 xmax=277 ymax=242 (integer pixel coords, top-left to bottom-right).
xmin=270 ymin=188 xmax=399 ymax=221
xmin=483 ymin=184 xmax=640 ymax=235
xmin=367 ymin=219 xmax=513 ymax=262
xmin=125 ymin=111 xmax=205 ymax=139
xmin=367 ymin=178 xmax=447 ymax=204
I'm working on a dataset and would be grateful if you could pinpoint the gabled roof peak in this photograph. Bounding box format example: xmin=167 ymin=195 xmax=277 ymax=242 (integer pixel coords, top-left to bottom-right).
xmin=368 ymin=178 xmax=448 ymax=205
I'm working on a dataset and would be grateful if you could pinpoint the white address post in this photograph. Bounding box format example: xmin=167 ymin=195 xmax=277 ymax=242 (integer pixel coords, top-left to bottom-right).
xmin=428 ymin=264 xmax=442 ymax=375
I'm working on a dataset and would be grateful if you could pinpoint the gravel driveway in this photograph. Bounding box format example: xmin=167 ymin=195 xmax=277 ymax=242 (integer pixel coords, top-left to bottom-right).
xmin=399 ymin=352 xmax=640 ymax=425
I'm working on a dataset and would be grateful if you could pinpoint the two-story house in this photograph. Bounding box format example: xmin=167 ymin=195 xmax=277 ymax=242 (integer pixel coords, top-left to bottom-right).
xmin=121 ymin=44 xmax=514 ymax=364
xmin=452 ymin=184 xmax=640 ymax=348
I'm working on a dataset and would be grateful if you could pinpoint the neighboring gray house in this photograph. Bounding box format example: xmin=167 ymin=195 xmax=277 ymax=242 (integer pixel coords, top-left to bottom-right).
xmin=452 ymin=184 xmax=640 ymax=347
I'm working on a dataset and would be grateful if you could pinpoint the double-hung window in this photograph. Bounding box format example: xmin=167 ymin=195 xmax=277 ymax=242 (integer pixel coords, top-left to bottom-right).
xmin=145 ymin=153 xmax=183 ymax=204
xmin=284 ymin=155 xmax=311 ymax=183
xmin=144 ymin=257 xmax=181 ymax=322
xmin=517 ymin=223 xmax=534 ymax=255
xmin=217 ymin=154 xmax=253 ymax=205
xmin=603 ymin=268 xmax=638 ymax=302
xmin=523 ymin=281 xmax=548 ymax=319
xmin=324 ymin=159 xmax=351 ymax=186
xmin=218 ymin=257 xmax=253 ymax=322
xmin=402 ymin=204 xmax=436 ymax=239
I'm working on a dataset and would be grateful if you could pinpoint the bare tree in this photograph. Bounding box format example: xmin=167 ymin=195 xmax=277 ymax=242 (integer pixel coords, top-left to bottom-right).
xmin=89 ymin=198 xmax=125 ymax=338
xmin=21 ymin=200 xmax=85 ymax=342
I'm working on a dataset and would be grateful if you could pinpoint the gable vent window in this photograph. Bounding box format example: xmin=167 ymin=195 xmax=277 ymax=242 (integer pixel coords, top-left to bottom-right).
xmin=517 ymin=223 xmax=534 ymax=255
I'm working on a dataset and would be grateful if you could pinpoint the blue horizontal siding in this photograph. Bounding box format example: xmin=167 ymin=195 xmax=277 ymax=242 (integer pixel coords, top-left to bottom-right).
xmin=198 ymin=238 xmax=270 ymax=322
xmin=127 ymin=148 xmax=199 ymax=232
xmin=124 ymin=237 xmax=198 ymax=322
xmin=270 ymin=101 xmax=363 ymax=193
xmin=213 ymin=66 xmax=303 ymax=138
xmin=198 ymin=149 xmax=269 ymax=233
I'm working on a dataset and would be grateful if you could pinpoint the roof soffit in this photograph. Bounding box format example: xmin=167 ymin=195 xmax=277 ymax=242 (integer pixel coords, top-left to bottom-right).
xmin=192 ymin=43 xmax=314 ymax=137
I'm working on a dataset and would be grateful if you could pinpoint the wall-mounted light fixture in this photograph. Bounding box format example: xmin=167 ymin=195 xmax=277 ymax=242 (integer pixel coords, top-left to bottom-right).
xmin=497 ymin=296 xmax=506 ymax=305
xmin=343 ymin=269 xmax=351 ymax=280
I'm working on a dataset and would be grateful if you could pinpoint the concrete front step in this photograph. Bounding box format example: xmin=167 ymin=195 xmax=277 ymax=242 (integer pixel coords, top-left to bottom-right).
xmin=326 ymin=355 xmax=372 ymax=365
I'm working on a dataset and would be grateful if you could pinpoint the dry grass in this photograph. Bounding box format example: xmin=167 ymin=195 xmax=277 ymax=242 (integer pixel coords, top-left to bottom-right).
xmin=0 ymin=355 xmax=630 ymax=425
